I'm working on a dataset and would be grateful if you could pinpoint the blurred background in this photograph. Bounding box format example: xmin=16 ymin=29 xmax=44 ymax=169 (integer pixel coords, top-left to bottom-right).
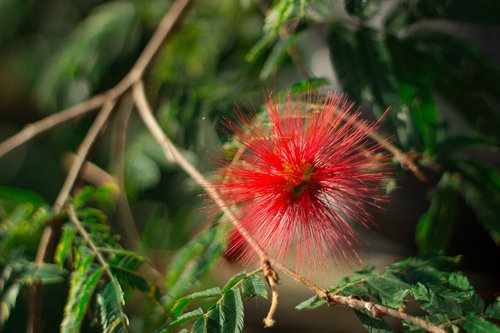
xmin=0 ymin=0 xmax=499 ymax=332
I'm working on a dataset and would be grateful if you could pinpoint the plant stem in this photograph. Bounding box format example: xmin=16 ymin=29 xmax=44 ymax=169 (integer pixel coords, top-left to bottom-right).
xmin=133 ymin=80 xmax=269 ymax=264
xmin=0 ymin=95 xmax=105 ymax=158
xmin=67 ymin=204 xmax=115 ymax=281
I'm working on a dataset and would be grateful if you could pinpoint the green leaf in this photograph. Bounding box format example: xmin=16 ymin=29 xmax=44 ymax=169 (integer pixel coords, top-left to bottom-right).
xmin=0 ymin=187 xmax=46 ymax=207
xmin=110 ymin=265 xmax=150 ymax=292
xmin=416 ymin=173 xmax=460 ymax=253
xmin=54 ymin=224 xmax=77 ymax=267
xmin=435 ymin=135 xmax=498 ymax=158
xmin=454 ymin=169 xmax=500 ymax=245
xmin=221 ymin=288 xmax=244 ymax=333
xmin=485 ymin=299 xmax=500 ymax=320
xmin=461 ymin=314 xmax=500 ymax=333
xmin=164 ymin=226 xmax=224 ymax=310
xmin=354 ymin=309 xmax=393 ymax=333
xmin=297 ymin=264 xmax=377 ymax=310
xmin=386 ymin=34 xmax=440 ymax=152
xmin=406 ymin=27 xmax=500 ymax=137
xmin=191 ymin=317 xmax=205 ymax=333
xmin=171 ymin=287 xmax=222 ymax=317
xmin=61 ymin=252 xmax=104 ymax=333
xmin=97 ymin=280 xmax=128 ymax=333
xmin=295 ymin=294 xmax=326 ymax=310
xmin=165 ymin=308 xmax=204 ymax=329
xmin=289 ymin=77 xmax=329 ymax=94
xmin=16 ymin=262 xmax=66 ymax=285
xmin=246 ymin=0 xmax=306 ymax=62
xmin=221 ymin=273 xmax=246 ymax=293
xmin=0 ymin=283 xmax=20 ymax=325
xmin=0 ymin=204 xmax=52 ymax=255
xmin=166 ymin=239 xmax=205 ymax=288
xmin=241 ymin=275 xmax=268 ymax=299
xmin=365 ymin=273 xmax=411 ymax=308
xmin=73 ymin=185 xmax=118 ymax=211
xmin=206 ymin=303 xmax=223 ymax=333
xmin=385 ymin=0 xmax=500 ymax=28
xmin=412 ymin=283 xmax=463 ymax=318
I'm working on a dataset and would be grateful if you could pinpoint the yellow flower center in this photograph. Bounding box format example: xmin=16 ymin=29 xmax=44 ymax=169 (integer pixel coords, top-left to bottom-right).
xmin=282 ymin=161 xmax=316 ymax=199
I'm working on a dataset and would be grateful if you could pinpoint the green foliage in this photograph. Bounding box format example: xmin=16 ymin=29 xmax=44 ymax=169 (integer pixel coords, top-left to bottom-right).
xmin=296 ymin=254 xmax=496 ymax=332
xmin=163 ymin=224 xmax=226 ymax=311
xmin=0 ymin=200 xmax=54 ymax=256
xmin=61 ymin=249 xmax=104 ymax=333
xmin=161 ymin=271 xmax=267 ymax=333
xmin=247 ymin=0 xmax=308 ymax=62
xmin=460 ymin=314 xmax=500 ymax=333
xmin=97 ymin=280 xmax=129 ymax=333
xmin=354 ymin=310 xmax=392 ymax=333
xmin=416 ymin=173 xmax=459 ymax=253
xmin=0 ymin=261 xmax=65 ymax=325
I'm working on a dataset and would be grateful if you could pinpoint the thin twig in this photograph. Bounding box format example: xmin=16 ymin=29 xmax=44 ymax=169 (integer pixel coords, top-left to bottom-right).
xmin=133 ymin=80 xmax=269 ymax=263
xmin=0 ymin=0 xmax=191 ymax=160
xmin=35 ymin=100 xmax=116 ymax=265
xmin=54 ymin=100 xmax=116 ymax=212
xmin=67 ymin=204 xmax=115 ymax=281
xmin=26 ymin=2 xmax=192 ymax=332
xmin=273 ymin=261 xmax=446 ymax=333
xmin=0 ymin=95 xmax=105 ymax=158
xmin=133 ymin=81 xmax=445 ymax=333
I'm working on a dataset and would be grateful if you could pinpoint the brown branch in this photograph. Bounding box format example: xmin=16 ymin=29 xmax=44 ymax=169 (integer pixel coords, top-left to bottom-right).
xmin=273 ymin=261 xmax=446 ymax=333
xmin=56 ymin=101 xmax=116 ymax=212
xmin=0 ymin=0 xmax=191 ymax=160
xmin=133 ymin=80 xmax=269 ymax=263
xmin=35 ymin=100 xmax=116 ymax=266
xmin=67 ymin=204 xmax=115 ymax=281
xmin=62 ymin=152 xmax=118 ymax=188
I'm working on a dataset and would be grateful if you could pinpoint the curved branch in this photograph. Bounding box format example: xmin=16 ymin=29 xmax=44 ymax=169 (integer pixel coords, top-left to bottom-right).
xmin=132 ymin=80 xmax=444 ymax=333
xmin=0 ymin=95 xmax=105 ymax=158
xmin=0 ymin=0 xmax=191 ymax=159
xmin=132 ymin=80 xmax=269 ymax=263
xmin=67 ymin=204 xmax=114 ymax=281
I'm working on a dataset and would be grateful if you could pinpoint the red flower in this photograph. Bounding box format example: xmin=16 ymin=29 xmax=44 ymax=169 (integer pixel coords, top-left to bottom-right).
xmin=217 ymin=92 xmax=391 ymax=270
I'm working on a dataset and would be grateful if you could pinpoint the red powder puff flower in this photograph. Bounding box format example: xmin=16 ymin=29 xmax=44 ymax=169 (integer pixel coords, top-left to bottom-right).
xmin=216 ymin=92 xmax=391 ymax=270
